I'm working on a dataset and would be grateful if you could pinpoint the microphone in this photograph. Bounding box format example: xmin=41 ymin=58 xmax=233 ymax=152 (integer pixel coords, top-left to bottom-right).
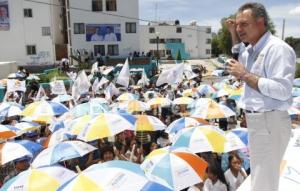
xmin=232 ymin=46 xmax=239 ymax=60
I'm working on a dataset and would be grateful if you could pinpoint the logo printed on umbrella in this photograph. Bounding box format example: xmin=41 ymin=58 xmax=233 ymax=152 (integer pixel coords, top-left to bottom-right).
xmin=176 ymin=167 xmax=190 ymax=177
xmin=109 ymin=172 xmax=126 ymax=188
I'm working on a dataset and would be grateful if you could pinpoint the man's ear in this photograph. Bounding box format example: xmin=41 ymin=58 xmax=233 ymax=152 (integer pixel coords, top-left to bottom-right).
xmin=256 ymin=17 xmax=265 ymax=27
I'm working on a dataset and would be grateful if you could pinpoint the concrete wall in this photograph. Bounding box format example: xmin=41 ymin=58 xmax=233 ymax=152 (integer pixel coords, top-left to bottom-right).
xmin=0 ymin=62 xmax=18 ymax=79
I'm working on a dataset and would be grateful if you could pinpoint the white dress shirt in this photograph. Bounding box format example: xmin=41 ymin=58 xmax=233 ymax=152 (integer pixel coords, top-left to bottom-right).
xmin=204 ymin=179 xmax=227 ymax=191
xmin=236 ymin=31 xmax=296 ymax=112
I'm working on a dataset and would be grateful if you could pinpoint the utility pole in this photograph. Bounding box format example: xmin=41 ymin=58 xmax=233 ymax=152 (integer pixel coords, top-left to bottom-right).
xmin=281 ymin=19 xmax=285 ymax=40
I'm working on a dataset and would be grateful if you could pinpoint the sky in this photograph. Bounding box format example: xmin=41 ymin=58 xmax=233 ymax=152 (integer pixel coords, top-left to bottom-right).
xmin=139 ymin=0 xmax=300 ymax=38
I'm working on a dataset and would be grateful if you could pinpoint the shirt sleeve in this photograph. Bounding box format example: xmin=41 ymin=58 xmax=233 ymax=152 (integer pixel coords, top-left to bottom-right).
xmin=258 ymin=44 xmax=296 ymax=101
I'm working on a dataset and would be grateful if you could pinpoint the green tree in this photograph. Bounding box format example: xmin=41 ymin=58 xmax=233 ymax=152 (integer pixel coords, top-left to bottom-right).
xmin=176 ymin=50 xmax=182 ymax=61
xmin=211 ymin=34 xmax=222 ymax=57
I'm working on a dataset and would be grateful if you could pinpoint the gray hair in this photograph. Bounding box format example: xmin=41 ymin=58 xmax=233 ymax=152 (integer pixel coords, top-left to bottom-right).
xmin=238 ymin=2 xmax=269 ymax=27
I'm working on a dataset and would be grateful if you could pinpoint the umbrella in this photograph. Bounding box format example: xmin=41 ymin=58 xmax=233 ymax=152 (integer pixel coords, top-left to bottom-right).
xmin=292 ymin=87 xmax=300 ymax=97
xmin=58 ymin=160 xmax=171 ymax=191
xmin=0 ymin=102 xmax=23 ymax=119
xmin=43 ymin=128 xmax=73 ymax=148
xmin=52 ymin=94 xmax=73 ymax=103
xmin=225 ymin=130 xmax=248 ymax=152
xmin=77 ymin=113 xmax=135 ymax=142
xmin=1 ymin=166 xmax=76 ymax=191
xmin=0 ymin=140 xmax=43 ymax=165
xmin=141 ymin=147 xmax=208 ymax=191
xmin=0 ymin=125 xmax=21 ymax=139
xmin=197 ymin=84 xmax=216 ymax=96
xmin=26 ymin=74 xmax=40 ymax=81
xmin=172 ymin=126 xmax=227 ymax=153
xmin=49 ymin=121 xmax=65 ymax=133
xmin=147 ymin=97 xmax=172 ymax=107
xmin=228 ymin=128 xmax=248 ymax=146
xmin=134 ymin=115 xmax=166 ymax=131
xmin=125 ymin=100 xmax=150 ymax=113
xmin=117 ymin=93 xmax=136 ymax=102
xmin=64 ymin=115 xmax=92 ymax=136
xmin=293 ymin=78 xmax=300 ymax=87
xmin=182 ymin=88 xmax=200 ymax=98
xmin=143 ymin=90 xmax=159 ymax=101
xmin=166 ymin=117 xmax=209 ymax=134
xmin=69 ymin=101 xmax=109 ymax=118
xmin=173 ymin=97 xmax=194 ymax=105
xmin=191 ymin=98 xmax=236 ymax=119
xmin=14 ymin=122 xmax=41 ymax=133
xmin=21 ymin=101 xmax=69 ymax=123
xmin=31 ymin=141 xmax=96 ymax=168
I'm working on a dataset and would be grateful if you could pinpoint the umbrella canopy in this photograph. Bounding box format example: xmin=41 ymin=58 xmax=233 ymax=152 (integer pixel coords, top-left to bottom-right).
xmin=31 ymin=141 xmax=96 ymax=168
xmin=117 ymin=93 xmax=136 ymax=102
xmin=182 ymin=88 xmax=200 ymax=98
xmin=293 ymin=78 xmax=300 ymax=87
xmin=14 ymin=122 xmax=41 ymax=133
xmin=172 ymin=126 xmax=227 ymax=153
xmin=166 ymin=117 xmax=209 ymax=134
xmin=52 ymin=94 xmax=73 ymax=103
xmin=147 ymin=97 xmax=172 ymax=107
xmin=0 ymin=140 xmax=43 ymax=165
xmin=134 ymin=115 xmax=166 ymax=131
xmin=292 ymin=87 xmax=300 ymax=97
xmin=1 ymin=166 xmax=76 ymax=191
xmin=64 ymin=115 xmax=92 ymax=136
xmin=77 ymin=113 xmax=135 ymax=142
xmin=21 ymin=101 xmax=69 ymax=123
xmin=0 ymin=102 xmax=23 ymax=119
xmin=191 ymin=98 xmax=236 ymax=119
xmin=141 ymin=147 xmax=208 ymax=191
xmin=0 ymin=125 xmax=21 ymax=139
xmin=143 ymin=90 xmax=159 ymax=101
xmin=225 ymin=131 xmax=248 ymax=152
xmin=172 ymin=97 xmax=194 ymax=105
xmin=58 ymin=160 xmax=171 ymax=191
xmin=43 ymin=128 xmax=73 ymax=148
xmin=197 ymin=84 xmax=216 ymax=96
xmin=125 ymin=100 xmax=150 ymax=113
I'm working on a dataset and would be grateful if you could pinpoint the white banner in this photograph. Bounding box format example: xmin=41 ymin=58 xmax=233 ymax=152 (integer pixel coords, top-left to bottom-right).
xmin=6 ymin=79 xmax=26 ymax=92
xmin=50 ymin=80 xmax=67 ymax=95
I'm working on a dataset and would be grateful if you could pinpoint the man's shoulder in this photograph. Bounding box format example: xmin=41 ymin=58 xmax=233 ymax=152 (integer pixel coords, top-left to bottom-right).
xmin=268 ymin=34 xmax=294 ymax=52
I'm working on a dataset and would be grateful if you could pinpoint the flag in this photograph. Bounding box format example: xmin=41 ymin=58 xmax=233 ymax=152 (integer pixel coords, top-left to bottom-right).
xmin=105 ymin=83 xmax=119 ymax=101
xmin=137 ymin=69 xmax=149 ymax=87
xmin=50 ymin=80 xmax=67 ymax=95
xmin=98 ymin=76 xmax=109 ymax=89
xmin=35 ymin=85 xmax=48 ymax=101
xmin=66 ymin=71 xmax=77 ymax=82
xmin=91 ymin=62 xmax=99 ymax=75
xmin=184 ymin=65 xmax=198 ymax=80
xmin=116 ymin=58 xmax=130 ymax=87
xmin=72 ymin=70 xmax=91 ymax=100
xmin=156 ymin=63 xmax=184 ymax=86
xmin=92 ymin=78 xmax=99 ymax=93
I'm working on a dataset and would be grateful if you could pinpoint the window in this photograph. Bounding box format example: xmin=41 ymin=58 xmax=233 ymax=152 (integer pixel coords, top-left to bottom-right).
xmin=206 ymin=38 xmax=212 ymax=44
xmin=92 ymin=0 xmax=102 ymax=11
xmin=206 ymin=27 xmax=211 ymax=33
xmin=176 ymin=27 xmax=182 ymax=33
xmin=166 ymin=38 xmax=182 ymax=43
xmin=106 ymin=0 xmax=117 ymax=11
xmin=206 ymin=49 xmax=211 ymax=54
xmin=94 ymin=45 xmax=105 ymax=56
xmin=126 ymin=22 xmax=136 ymax=33
xmin=108 ymin=44 xmax=119 ymax=56
xmin=42 ymin=27 xmax=51 ymax=36
xmin=149 ymin=38 xmax=165 ymax=44
xmin=26 ymin=45 xmax=36 ymax=55
xmin=149 ymin=27 xmax=155 ymax=33
xmin=24 ymin=9 xmax=33 ymax=18
xmin=74 ymin=23 xmax=85 ymax=34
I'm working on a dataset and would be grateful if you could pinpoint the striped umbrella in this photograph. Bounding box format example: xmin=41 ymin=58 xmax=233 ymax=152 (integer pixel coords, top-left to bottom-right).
xmin=14 ymin=122 xmax=41 ymax=133
xmin=0 ymin=140 xmax=43 ymax=165
xmin=191 ymin=98 xmax=236 ymax=119
xmin=21 ymin=101 xmax=69 ymax=123
xmin=134 ymin=115 xmax=166 ymax=131
xmin=0 ymin=102 xmax=23 ymax=119
xmin=182 ymin=88 xmax=200 ymax=98
xmin=172 ymin=97 xmax=194 ymax=105
xmin=117 ymin=93 xmax=136 ymax=102
xmin=43 ymin=129 xmax=73 ymax=148
xmin=52 ymin=94 xmax=73 ymax=103
xmin=197 ymin=84 xmax=216 ymax=96
xmin=1 ymin=166 xmax=76 ymax=191
xmin=77 ymin=113 xmax=135 ymax=142
xmin=125 ymin=100 xmax=150 ymax=113
xmin=166 ymin=117 xmax=209 ymax=134
xmin=141 ymin=147 xmax=208 ymax=191
xmin=31 ymin=141 xmax=96 ymax=168
xmin=58 ymin=160 xmax=172 ymax=191
xmin=64 ymin=115 xmax=92 ymax=136
xmin=0 ymin=125 xmax=21 ymax=139
xmin=172 ymin=126 xmax=227 ymax=153
xmin=147 ymin=97 xmax=172 ymax=107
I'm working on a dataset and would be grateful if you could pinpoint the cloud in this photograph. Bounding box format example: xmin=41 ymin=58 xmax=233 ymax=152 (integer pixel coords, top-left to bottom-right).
xmin=289 ymin=6 xmax=300 ymax=15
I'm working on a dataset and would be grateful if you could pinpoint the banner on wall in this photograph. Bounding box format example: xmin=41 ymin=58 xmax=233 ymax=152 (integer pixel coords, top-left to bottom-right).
xmin=0 ymin=0 xmax=9 ymax=31
xmin=86 ymin=24 xmax=121 ymax=42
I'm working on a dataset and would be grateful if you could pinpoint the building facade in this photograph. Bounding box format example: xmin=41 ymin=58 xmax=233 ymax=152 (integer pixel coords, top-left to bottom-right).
xmin=139 ymin=21 xmax=212 ymax=59
xmin=0 ymin=0 xmax=65 ymax=65
xmin=68 ymin=0 xmax=140 ymax=59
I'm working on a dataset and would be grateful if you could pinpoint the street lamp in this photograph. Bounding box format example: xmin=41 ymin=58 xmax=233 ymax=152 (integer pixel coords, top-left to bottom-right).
xmin=155 ymin=32 xmax=160 ymax=72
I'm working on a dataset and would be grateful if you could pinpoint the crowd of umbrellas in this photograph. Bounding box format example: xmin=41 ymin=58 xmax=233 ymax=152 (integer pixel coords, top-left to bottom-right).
xmin=1 ymin=62 xmax=300 ymax=191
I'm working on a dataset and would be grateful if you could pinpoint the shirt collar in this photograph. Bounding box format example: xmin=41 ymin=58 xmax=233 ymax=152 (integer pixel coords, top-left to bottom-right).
xmin=246 ymin=31 xmax=271 ymax=54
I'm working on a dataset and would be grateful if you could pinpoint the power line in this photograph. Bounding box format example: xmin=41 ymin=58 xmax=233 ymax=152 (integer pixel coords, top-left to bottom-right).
xmin=23 ymin=0 xmax=211 ymax=33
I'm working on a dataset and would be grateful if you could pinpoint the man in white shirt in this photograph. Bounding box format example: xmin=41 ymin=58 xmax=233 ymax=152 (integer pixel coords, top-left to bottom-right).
xmin=104 ymin=26 xmax=117 ymax=41
xmin=91 ymin=28 xmax=103 ymax=41
xmin=226 ymin=2 xmax=296 ymax=191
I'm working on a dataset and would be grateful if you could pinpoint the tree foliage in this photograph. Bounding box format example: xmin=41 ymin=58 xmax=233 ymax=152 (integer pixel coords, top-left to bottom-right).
xmin=176 ymin=50 xmax=182 ymax=61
